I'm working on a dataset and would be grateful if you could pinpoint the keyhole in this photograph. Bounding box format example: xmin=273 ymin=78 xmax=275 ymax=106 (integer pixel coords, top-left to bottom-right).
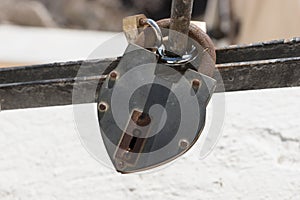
xmin=128 ymin=137 xmax=138 ymax=151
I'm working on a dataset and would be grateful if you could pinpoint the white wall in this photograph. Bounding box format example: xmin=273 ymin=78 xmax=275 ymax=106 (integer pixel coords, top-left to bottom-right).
xmin=0 ymin=88 xmax=299 ymax=200
xmin=0 ymin=25 xmax=119 ymax=64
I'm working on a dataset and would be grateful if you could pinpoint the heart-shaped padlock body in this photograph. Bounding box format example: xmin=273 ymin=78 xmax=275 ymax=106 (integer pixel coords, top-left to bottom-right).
xmin=97 ymin=44 xmax=216 ymax=173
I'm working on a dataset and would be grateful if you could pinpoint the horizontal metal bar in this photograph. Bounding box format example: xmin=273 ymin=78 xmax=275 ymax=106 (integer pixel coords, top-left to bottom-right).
xmin=0 ymin=77 xmax=104 ymax=110
xmin=1 ymin=38 xmax=299 ymax=85
xmin=0 ymin=59 xmax=119 ymax=85
xmin=217 ymin=38 xmax=300 ymax=64
xmin=215 ymin=57 xmax=300 ymax=92
xmin=1 ymin=57 xmax=299 ymax=111
xmin=0 ymin=39 xmax=299 ymax=111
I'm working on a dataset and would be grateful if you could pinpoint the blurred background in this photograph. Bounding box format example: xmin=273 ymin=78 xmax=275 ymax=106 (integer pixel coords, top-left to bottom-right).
xmin=0 ymin=0 xmax=299 ymax=43
xmin=0 ymin=0 xmax=300 ymax=67
xmin=1 ymin=0 xmax=299 ymax=67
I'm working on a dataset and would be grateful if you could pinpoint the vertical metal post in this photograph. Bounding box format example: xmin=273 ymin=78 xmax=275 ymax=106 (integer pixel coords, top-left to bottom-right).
xmin=169 ymin=0 xmax=194 ymax=55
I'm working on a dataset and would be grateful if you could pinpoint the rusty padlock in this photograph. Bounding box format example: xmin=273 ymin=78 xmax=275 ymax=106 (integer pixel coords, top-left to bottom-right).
xmin=97 ymin=16 xmax=217 ymax=173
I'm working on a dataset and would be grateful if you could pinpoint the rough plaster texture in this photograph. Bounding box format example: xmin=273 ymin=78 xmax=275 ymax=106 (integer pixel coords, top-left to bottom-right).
xmin=0 ymin=87 xmax=299 ymax=200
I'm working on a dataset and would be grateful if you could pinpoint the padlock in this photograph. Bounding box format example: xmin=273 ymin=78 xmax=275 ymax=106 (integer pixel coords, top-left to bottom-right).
xmin=97 ymin=18 xmax=216 ymax=174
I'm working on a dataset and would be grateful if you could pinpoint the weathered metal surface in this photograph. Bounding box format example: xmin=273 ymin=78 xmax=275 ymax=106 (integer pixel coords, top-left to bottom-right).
xmin=0 ymin=77 xmax=103 ymax=110
xmin=0 ymin=59 xmax=118 ymax=85
xmin=96 ymin=43 xmax=216 ymax=173
xmin=169 ymin=0 xmax=194 ymax=55
xmin=215 ymin=57 xmax=300 ymax=92
xmin=0 ymin=39 xmax=299 ymax=111
xmin=217 ymin=38 xmax=300 ymax=64
xmin=0 ymin=59 xmax=118 ymax=110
